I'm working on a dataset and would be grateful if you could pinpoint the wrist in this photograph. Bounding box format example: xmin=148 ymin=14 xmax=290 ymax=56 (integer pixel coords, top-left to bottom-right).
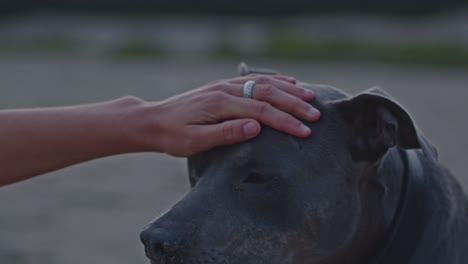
xmin=104 ymin=96 xmax=149 ymax=152
xmin=115 ymin=96 xmax=166 ymax=153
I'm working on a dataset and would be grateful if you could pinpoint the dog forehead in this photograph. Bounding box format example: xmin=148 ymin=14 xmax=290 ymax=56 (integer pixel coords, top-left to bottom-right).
xmin=189 ymin=83 xmax=350 ymax=173
xmin=196 ymin=129 xmax=297 ymax=162
xmin=188 ymin=128 xmax=305 ymax=175
xmin=190 ymin=127 xmax=346 ymax=181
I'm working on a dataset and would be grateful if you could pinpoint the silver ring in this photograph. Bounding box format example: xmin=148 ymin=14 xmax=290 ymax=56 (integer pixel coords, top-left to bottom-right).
xmin=243 ymin=80 xmax=256 ymax=99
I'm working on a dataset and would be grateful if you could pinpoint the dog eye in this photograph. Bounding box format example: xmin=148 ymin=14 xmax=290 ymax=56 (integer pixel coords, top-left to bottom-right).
xmin=243 ymin=172 xmax=275 ymax=184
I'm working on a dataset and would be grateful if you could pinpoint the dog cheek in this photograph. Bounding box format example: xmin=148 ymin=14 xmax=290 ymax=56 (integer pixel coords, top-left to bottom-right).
xmin=301 ymin=195 xmax=360 ymax=253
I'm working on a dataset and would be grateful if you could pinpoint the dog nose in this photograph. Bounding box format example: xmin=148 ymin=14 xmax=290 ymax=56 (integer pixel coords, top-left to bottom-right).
xmin=140 ymin=226 xmax=180 ymax=261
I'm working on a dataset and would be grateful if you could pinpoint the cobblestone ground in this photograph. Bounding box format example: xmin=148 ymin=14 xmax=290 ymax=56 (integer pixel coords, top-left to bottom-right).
xmin=0 ymin=56 xmax=466 ymax=264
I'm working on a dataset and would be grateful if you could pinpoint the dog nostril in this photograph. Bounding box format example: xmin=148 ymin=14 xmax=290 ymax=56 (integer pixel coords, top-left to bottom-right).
xmin=152 ymin=241 xmax=164 ymax=256
xmin=140 ymin=227 xmax=180 ymax=260
xmin=152 ymin=240 xmax=179 ymax=258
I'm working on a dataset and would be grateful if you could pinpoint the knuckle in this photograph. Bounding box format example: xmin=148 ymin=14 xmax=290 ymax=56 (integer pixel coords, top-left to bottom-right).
xmin=288 ymin=115 xmax=299 ymax=124
xmin=258 ymin=85 xmax=276 ymax=98
xmin=210 ymin=91 xmax=227 ymax=101
xmin=209 ymin=82 xmax=228 ymax=92
xmin=283 ymin=116 xmax=299 ymax=128
xmin=121 ymin=95 xmax=140 ymax=102
xmin=256 ymin=102 xmax=271 ymax=114
xmin=221 ymin=123 xmax=236 ymax=144
xmin=255 ymin=76 xmax=269 ymax=84
xmin=183 ymin=138 xmax=197 ymax=156
xmin=204 ymin=91 xmax=227 ymax=108
xmin=293 ymin=99 xmax=307 ymax=112
xmin=120 ymin=95 xmax=144 ymax=105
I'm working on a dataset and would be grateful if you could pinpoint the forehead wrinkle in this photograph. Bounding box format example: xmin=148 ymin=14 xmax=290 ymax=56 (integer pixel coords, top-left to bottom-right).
xmin=230 ymin=144 xmax=254 ymax=167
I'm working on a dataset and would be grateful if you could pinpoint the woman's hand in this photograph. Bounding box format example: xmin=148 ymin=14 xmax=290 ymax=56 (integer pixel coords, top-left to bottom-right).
xmin=125 ymin=75 xmax=320 ymax=157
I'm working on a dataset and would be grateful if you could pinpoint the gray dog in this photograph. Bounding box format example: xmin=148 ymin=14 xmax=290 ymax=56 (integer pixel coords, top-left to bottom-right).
xmin=140 ymin=66 xmax=468 ymax=264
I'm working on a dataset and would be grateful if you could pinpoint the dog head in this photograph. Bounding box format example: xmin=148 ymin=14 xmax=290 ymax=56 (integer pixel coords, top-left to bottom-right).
xmin=141 ymin=84 xmax=436 ymax=264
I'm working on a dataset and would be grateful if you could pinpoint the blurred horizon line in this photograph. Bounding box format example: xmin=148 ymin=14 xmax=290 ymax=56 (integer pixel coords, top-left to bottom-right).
xmin=2 ymin=12 xmax=468 ymax=68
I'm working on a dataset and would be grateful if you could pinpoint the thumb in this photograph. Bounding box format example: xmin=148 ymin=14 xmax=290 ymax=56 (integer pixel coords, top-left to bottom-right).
xmin=190 ymin=119 xmax=261 ymax=153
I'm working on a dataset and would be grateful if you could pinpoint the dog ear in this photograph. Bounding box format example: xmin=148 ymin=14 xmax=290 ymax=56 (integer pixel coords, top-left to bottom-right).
xmin=335 ymin=87 xmax=438 ymax=162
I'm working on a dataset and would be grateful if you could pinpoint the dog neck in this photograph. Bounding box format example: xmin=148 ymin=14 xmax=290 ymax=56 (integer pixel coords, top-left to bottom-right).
xmin=368 ymin=149 xmax=432 ymax=264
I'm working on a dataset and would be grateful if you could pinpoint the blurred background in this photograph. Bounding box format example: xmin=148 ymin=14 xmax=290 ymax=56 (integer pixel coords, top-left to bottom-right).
xmin=0 ymin=2 xmax=467 ymax=264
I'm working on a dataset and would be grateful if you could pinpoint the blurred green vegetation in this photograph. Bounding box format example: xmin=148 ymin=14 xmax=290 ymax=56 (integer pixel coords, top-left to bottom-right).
xmin=0 ymin=37 xmax=79 ymax=55
xmin=0 ymin=38 xmax=165 ymax=61
xmin=214 ymin=34 xmax=468 ymax=67
xmin=213 ymin=39 xmax=243 ymax=60
xmin=110 ymin=40 xmax=164 ymax=60
xmin=2 ymin=34 xmax=468 ymax=68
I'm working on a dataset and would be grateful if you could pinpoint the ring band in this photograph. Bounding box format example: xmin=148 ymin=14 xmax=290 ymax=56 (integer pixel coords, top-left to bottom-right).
xmin=243 ymin=80 xmax=256 ymax=99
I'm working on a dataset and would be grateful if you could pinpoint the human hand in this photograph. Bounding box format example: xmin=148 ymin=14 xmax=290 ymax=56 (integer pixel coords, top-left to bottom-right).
xmin=125 ymin=75 xmax=320 ymax=157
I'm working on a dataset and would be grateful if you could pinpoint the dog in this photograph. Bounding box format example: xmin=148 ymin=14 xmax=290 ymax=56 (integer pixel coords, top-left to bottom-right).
xmin=140 ymin=66 xmax=468 ymax=264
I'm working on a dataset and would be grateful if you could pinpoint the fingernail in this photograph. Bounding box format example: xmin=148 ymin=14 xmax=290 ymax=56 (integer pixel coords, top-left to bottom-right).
xmin=243 ymin=121 xmax=259 ymax=138
xmin=308 ymin=107 xmax=320 ymax=119
xmin=304 ymin=89 xmax=315 ymax=99
xmin=300 ymin=124 xmax=311 ymax=136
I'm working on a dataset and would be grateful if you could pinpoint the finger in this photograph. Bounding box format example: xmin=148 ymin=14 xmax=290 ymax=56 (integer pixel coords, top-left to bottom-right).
xmin=257 ymin=77 xmax=315 ymax=101
xmin=252 ymin=84 xmax=320 ymax=122
xmin=230 ymin=75 xmax=314 ymax=101
xmin=229 ymin=74 xmax=296 ymax=85
xmin=188 ymin=119 xmax=261 ymax=153
xmin=270 ymin=75 xmax=296 ymax=84
xmin=217 ymin=95 xmax=312 ymax=138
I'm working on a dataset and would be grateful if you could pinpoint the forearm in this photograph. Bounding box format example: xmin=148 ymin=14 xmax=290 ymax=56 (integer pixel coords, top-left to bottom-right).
xmin=0 ymin=96 xmax=146 ymax=186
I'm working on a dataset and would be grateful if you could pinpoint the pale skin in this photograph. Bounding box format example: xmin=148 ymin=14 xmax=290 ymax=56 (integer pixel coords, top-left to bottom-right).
xmin=0 ymin=75 xmax=320 ymax=187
